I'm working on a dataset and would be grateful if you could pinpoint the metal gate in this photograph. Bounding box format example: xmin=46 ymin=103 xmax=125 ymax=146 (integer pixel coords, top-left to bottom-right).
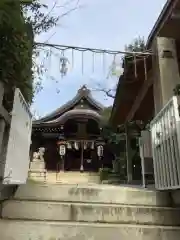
xmin=150 ymin=96 xmax=180 ymax=190
xmin=3 ymin=88 xmax=32 ymax=184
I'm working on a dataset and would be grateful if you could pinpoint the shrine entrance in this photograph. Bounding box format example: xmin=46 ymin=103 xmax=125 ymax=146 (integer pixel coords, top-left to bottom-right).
xmin=31 ymin=86 xmax=112 ymax=174
xmin=64 ymin=140 xmax=99 ymax=172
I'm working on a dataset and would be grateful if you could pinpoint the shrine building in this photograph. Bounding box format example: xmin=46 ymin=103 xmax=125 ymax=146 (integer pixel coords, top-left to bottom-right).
xmin=30 ymin=85 xmax=113 ymax=173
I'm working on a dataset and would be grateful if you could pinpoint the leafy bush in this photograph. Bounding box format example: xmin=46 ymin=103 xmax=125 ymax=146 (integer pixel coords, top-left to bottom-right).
xmin=99 ymin=168 xmax=111 ymax=182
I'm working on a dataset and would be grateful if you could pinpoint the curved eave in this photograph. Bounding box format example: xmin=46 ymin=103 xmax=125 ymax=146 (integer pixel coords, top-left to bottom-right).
xmin=147 ymin=0 xmax=180 ymax=48
xmin=46 ymin=109 xmax=102 ymax=124
xmin=34 ymin=90 xmax=104 ymax=124
xmin=33 ymin=109 xmax=104 ymax=128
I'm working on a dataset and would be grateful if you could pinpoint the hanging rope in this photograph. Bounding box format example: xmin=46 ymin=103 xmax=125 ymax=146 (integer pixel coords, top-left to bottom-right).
xmin=133 ymin=53 xmax=137 ymax=78
xmin=71 ymin=49 xmax=74 ymax=70
xmin=143 ymin=56 xmax=148 ymax=81
xmin=35 ymin=42 xmax=153 ymax=56
xmin=36 ymin=41 xmax=153 ymax=80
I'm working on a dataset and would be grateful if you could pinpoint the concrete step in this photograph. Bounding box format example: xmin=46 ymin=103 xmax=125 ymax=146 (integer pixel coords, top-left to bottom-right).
xmin=2 ymin=200 xmax=180 ymax=226
xmin=0 ymin=220 xmax=180 ymax=240
xmin=15 ymin=183 xmax=171 ymax=206
xmin=54 ymin=171 xmax=100 ymax=184
xmin=29 ymin=171 xmax=100 ymax=184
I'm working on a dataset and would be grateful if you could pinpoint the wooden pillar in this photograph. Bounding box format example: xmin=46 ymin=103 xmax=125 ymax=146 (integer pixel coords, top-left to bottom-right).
xmin=60 ymin=156 xmax=65 ymax=171
xmin=78 ymin=120 xmax=87 ymax=172
xmin=0 ymin=82 xmax=6 ymax=156
xmin=125 ymin=124 xmax=133 ymax=183
xmin=61 ymin=125 xmax=65 ymax=171
xmin=77 ymin=122 xmax=86 ymax=138
xmin=80 ymin=141 xmax=84 ymax=172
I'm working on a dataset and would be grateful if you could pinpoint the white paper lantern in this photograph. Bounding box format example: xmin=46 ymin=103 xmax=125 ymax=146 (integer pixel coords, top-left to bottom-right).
xmin=59 ymin=145 xmax=66 ymax=156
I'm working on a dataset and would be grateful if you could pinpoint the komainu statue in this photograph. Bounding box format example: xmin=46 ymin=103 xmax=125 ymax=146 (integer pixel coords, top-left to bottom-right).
xmin=32 ymin=147 xmax=45 ymax=162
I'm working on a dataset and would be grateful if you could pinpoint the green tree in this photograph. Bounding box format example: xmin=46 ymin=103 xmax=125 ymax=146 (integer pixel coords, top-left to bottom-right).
xmin=0 ymin=0 xmax=80 ymax=107
xmin=124 ymin=36 xmax=145 ymax=52
xmin=123 ymin=36 xmax=146 ymax=67
xmin=0 ymin=0 xmax=59 ymax=106
xmin=0 ymin=1 xmax=32 ymax=107
xmin=24 ymin=0 xmax=80 ymax=98
xmin=101 ymin=106 xmax=112 ymax=121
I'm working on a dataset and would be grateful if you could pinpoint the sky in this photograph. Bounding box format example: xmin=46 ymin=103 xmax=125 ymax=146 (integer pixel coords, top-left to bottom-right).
xmin=32 ymin=0 xmax=167 ymax=118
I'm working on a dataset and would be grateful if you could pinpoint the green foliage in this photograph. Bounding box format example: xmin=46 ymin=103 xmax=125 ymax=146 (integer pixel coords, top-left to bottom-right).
xmin=125 ymin=36 xmax=145 ymax=52
xmin=23 ymin=0 xmax=59 ymax=96
xmin=99 ymin=168 xmax=111 ymax=182
xmin=0 ymin=0 xmax=59 ymax=106
xmin=101 ymin=125 xmax=123 ymax=144
xmin=101 ymin=106 xmax=112 ymax=121
xmin=101 ymin=121 xmax=145 ymax=145
xmin=123 ymin=36 xmax=146 ymax=67
xmin=173 ymin=84 xmax=180 ymax=96
xmin=22 ymin=0 xmax=59 ymax=36
xmin=0 ymin=0 xmax=33 ymax=105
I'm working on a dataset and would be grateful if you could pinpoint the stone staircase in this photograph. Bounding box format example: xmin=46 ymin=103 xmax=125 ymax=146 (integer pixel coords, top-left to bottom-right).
xmin=47 ymin=171 xmax=100 ymax=184
xmin=0 ymin=182 xmax=180 ymax=239
xmin=29 ymin=171 xmax=100 ymax=184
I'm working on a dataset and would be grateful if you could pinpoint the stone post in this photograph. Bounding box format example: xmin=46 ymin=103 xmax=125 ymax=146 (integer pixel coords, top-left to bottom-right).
xmin=29 ymin=147 xmax=46 ymax=181
xmin=125 ymin=124 xmax=133 ymax=183
xmin=155 ymin=37 xmax=180 ymax=107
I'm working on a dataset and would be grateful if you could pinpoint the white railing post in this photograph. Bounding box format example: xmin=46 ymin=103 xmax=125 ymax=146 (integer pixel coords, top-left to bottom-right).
xmin=150 ymin=96 xmax=180 ymax=190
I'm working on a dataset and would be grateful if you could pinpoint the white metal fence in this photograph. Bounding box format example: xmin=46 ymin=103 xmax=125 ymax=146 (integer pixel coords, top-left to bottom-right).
xmin=139 ymin=130 xmax=154 ymax=187
xmin=150 ymin=96 xmax=180 ymax=190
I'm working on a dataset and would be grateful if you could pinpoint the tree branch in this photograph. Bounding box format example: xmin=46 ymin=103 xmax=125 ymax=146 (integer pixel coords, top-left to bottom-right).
xmin=33 ymin=0 xmax=58 ymax=33
xmin=91 ymin=81 xmax=117 ymax=99
xmin=92 ymin=87 xmax=116 ymax=99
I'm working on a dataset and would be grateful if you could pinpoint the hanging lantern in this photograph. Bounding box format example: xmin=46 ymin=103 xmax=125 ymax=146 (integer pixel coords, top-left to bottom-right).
xmin=91 ymin=141 xmax=94 ymax=150
xmin=97 ymin=145 xmax=104 ymax=158
xmin=74 ymin=141 xmax=79 ymax=150
xmin=57 ymin=134 xmax=66 ymax=157
xmin=67 ymin=142 xmax=72 ymax=149
xmin=84 ymin=141 xmax=87 ymax=150
xmin=96 ymin=137 xmax=105 ymax=167
xmin=59 ymin=144 xmax=66 ymax=156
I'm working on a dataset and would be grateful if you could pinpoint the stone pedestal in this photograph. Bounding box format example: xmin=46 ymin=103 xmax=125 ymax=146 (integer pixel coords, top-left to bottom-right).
xmin=28 ymin=160 xmax=46 ymax=181
xmin=30 ymin=160 xmax=45 ymax=170
xmin=29 ymin=147 xmax=46 ymax=181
